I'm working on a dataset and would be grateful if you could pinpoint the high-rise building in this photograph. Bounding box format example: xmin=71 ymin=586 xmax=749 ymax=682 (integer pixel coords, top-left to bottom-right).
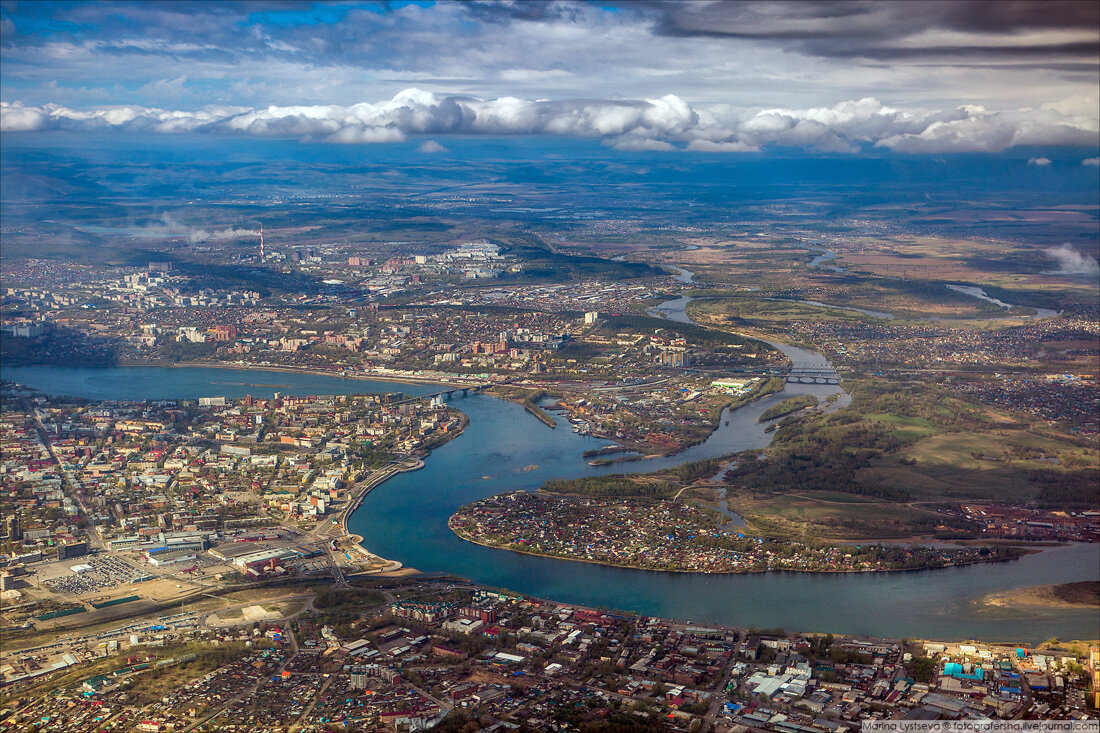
xmin=1090 ymin=647 xmax=1100 ymax=710
xmin=4 ymin=512 xmax=20 ymax=540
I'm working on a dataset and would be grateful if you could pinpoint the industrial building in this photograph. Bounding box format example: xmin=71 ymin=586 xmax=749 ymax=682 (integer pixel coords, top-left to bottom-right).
xmin=228 ymin=548 xmax=296 ymax=569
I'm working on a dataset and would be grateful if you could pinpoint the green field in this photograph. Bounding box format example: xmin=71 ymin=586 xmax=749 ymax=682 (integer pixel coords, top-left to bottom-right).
xmin=689 ymin=296 xmax=874 ymax=329
xmin=860 ymin=430 xmax=1099 ymax=502
xmin=729 ymin=491 xmax=961 ymax=541
xmin=727 ymin=378 xmax=1098 ymax=514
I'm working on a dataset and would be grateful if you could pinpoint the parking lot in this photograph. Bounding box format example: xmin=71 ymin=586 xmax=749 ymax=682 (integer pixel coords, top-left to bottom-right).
xmin=44 ymin=555 xmax=146 ymax=596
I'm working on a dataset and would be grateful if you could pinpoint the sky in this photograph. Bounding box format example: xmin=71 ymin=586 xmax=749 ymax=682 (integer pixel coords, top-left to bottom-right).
xmin=1 ymin=0 xmax=1098 ymax=153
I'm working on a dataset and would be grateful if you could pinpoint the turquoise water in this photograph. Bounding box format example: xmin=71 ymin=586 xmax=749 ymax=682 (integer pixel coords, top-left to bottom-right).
xmin=5 ymin=364 xmax=1098 ymax=642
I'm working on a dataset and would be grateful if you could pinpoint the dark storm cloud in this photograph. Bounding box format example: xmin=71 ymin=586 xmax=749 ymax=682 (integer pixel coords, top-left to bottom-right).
xmin=650 ymin=0 xmax=1100 ymax=62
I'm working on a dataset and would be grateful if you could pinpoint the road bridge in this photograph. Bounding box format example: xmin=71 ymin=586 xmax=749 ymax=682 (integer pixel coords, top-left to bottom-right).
xmin=389 ymin=383 xmax=490 ymax=405
xmin=784 ymin=369 xmax=841 ymax=385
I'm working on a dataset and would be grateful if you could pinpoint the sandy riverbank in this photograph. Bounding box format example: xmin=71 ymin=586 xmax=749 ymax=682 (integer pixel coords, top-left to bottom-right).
xmin=980 ymin=581 xmax=1099 ymax=610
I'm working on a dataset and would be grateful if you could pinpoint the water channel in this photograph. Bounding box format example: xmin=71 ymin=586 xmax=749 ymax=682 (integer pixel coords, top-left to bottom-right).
xmin=945 ymin=284 xmax=1060 ymax=320
xmin=4 ymin=288 xmax=1095 ymax=641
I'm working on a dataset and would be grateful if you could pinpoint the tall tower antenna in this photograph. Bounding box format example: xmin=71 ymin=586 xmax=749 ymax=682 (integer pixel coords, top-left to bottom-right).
xmin=259 ymin=224 xmax=265 ymax=263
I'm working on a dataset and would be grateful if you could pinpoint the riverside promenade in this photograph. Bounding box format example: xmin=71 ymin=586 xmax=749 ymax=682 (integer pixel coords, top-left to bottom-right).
xmin=333 ymin=456 xmax=425 ymax=574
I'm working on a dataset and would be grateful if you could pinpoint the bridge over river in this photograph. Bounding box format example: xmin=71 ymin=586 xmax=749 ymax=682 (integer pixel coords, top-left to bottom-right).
xmin=388 ymin=383 xmax=491 ymax=405
xmin=657 ymin=365 xmax=841 ymax=385
xmin=784 ymin=368 xmax=840 ymax=384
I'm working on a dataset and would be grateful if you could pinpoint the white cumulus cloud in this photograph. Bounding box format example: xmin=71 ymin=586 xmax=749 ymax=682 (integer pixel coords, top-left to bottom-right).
xmin=416 ymin=139 xmax=448 ymax=153
xmin=325 ymin=126 xmax=406 ymax=144
xmin=2 ymin=90 xmax=1097 ymax=154
xmin=686 ymin=139 xmax=759 ymax=153
xmin=1027 ymin=157 xmax=1052 ymax=166
xmin=609 ymin=136 xmax=675 ymax=152
xmin=0 ymin=102 xmax=48 ymax=131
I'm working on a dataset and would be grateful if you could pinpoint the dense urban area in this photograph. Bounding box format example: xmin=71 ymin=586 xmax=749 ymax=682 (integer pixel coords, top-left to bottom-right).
xmin=2 ymin=571 xmax=1099 ymax=731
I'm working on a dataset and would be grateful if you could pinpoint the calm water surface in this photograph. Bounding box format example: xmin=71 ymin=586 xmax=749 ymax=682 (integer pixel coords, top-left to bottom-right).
xmin=2 ymin=365 xmax=438 ymax=401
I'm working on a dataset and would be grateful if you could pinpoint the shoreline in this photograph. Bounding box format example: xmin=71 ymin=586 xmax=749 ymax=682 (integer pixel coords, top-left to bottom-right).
xmin=11 ymin=360 xmax=1092 ymax=642
xmin=4 ymin=360 xmax=473 ymax=575
xmin=5 ymin=358 xmax=482 ymax=390
xmin=551 ymin=376 xmax=788 ymax=460
xmin=9 ymin=359 xmax=779 ymax=461
xmin=521 ymin=401 xmax=557 ymax=427
xmin=175 ymin=360 xmax=475 ymax=390
xmin=446 ymin=518 xmax=1032 ymax=577
xmin=336 ymin=410 xmax=471 ymax=570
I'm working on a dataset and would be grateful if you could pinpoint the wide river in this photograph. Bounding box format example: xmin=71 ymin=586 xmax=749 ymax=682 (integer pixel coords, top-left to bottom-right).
xmin=5 ymin=315 xmax=1097 ymax=642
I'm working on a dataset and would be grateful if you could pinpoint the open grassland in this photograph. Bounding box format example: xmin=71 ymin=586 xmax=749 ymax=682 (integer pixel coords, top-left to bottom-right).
xmin=725 ymin=378 xmax=1098 ymax=517
xmin=689 ymin=253 xmax=827 ymax=293
xmin=859 ymin=429 xmax=1099 ymax=502
xmin=648 ymin=234 xmax=1093 ymax=318
xmin=686 ymin=299 xmax=1045 ymax=348
xmin=690 ymin=296 xmax=873 ymax=327
xmin=834 ymin=234 xmax=1042 ymax=281
xmin=828 ymin=234 xmax=1097 ymax=308
xmin=689 ymin=286 xmax=1042 ymax=329
xmin=729 ymin=490 xmax=957 ymax=541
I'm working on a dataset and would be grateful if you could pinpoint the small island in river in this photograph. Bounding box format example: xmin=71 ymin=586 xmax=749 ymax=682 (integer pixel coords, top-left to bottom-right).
xmin=980 ymin=581 xmax=1100 ymax=610
xmin=448 ymin=491 xmax=1028 ymax=574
